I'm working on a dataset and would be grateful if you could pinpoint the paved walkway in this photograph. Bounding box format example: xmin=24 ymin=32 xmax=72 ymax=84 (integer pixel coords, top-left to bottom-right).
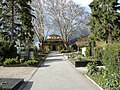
xmin=21 ymin=51 xmax=100 ymax=90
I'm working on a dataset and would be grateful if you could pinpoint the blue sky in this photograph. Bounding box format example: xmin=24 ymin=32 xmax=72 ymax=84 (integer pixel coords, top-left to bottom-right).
xmin=73 ymin=0 xmax=120 ymax=6
xmin=72 ymin=0 xmax=93 ymax=12
xmin=73 ymin=0 xmax=93 ymax=7
xmin=73 ymin=0 xmax=120 ymax=12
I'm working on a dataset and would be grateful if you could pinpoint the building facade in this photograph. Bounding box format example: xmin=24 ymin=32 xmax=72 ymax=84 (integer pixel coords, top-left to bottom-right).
xmin=43 ymin=34 xmax=64 ymax=51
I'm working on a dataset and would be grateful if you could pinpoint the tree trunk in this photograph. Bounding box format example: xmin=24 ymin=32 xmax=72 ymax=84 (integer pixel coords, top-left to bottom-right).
xmin=24 ymin=39 xmax=29 ymax=61
xmin=106 ymin=33 xmax=113 ymax=44
xmin=63 ymin=41 xmax=69 ymax=50
xmin=107 ymin=35 xmax=113 ymax=44
xmin=11 ymin=0 xmax=14 ymax=41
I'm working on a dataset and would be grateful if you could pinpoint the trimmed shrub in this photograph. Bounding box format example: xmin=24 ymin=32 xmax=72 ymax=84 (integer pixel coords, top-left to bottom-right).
xmin=3 ymin=57 xmax=19 ymax=65
xmin=24 ymin=59 xmax=38 ymax=66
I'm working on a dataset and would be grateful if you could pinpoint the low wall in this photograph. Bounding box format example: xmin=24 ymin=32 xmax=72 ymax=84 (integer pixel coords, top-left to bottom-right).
xmin=75 ymin=60 xmax=103 ymax=67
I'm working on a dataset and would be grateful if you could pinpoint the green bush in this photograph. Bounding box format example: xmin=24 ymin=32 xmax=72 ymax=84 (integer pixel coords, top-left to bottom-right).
xmin=90 ymin=68 xmax=106 ymax=88
xmin=71 ymin=44 xmax=77 ymax=50
xmin=102 ymin=43 xmax=120 ymax=89
xmin=87 ymin=62 xmax=98 ymax=76
xmin=76 ymin=52 xmax=83 ymax=61
xmin=5 ymin=45 xmax=17 ymax=58
xmin=60 ymin=50 xmax=72 ymax=53
xmin=20 ymin=47 xmax=25 ymax=51
xmin=42 ymin=50 xmax=49 ymax=54
xmin=0 ymin=86 xmax=3 ymax=90
xmin=102 ymin=43 xmax=120 ymax=73
xmin=57 ymin=45 xmax=63 ymax=51
xmin=3 ymin=57 xmax=19 ymax=65
xmin=0 ymin=40 xmax=10 ymax=59
xmin=104 ymin=71 xmax=120 ymax=90
xmin=0 ymin=40 xmax=17 ymax=62
xmin=94 ymin=46 xmax=103 ymax=60
xmin=29 ymin=48 xmax=35 ymax=51
xmin=85 ymin=47 xmax=91 ymax=57
xmin=0 ymin=40 xmax=10 ymax=52
xmin=88 ymin=43 xmax=120 ymax=90
xmin=77 ymin=55 xmax=82 ymax=61
xmin=24 ymin=59 xmax=38 ymax=66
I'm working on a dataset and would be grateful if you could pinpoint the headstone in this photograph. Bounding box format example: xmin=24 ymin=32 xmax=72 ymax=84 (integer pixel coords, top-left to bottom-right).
xmin=0 ymin=78 xmax=24 ymax=90
xmin=29 ymin=51 xmax=34 ymax=59
xmin=82 ymin=47 xmax=86 ymax=56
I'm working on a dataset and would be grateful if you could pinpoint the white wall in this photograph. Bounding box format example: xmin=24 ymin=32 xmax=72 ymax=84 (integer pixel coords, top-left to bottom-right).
xmin=82 ymin=47 xmax=86 ymax=57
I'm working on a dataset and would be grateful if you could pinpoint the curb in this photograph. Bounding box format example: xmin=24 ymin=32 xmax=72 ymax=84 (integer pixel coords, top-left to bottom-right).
xmin=85 ymin=75 xmax=104 ymax=90
xmin=25 ymin=60 xmax=45 ymax=81
xmin=63 ymin=54 xmax=68 ymax=60
xmin=18 ymin=61 xmax=45 ymax=90
xmin=63 ymin=56 xmax=104 ymax=90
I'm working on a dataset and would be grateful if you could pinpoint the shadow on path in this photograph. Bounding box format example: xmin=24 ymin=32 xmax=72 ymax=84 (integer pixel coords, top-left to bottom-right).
xmin=20 ymin=51 xmax=101 ymax=90
xmin=18 ymin=81 xmax=33 ymax=90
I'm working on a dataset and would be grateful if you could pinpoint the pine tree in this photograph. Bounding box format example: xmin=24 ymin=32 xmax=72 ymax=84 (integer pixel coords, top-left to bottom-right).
xmin=18 ymin=0 xmax=34 ymax=60
xmin=89 ymin=0 xmax=120 ymax=43
xmin=1 ymin=0 xmax=21 ymax=41
xmin=0 ymin=0 xmax=34 ymax=60
xmin=17 ymin=0 xmax=34 ymax=43
xmin=1 ymin=0 xmax=34 ymax=43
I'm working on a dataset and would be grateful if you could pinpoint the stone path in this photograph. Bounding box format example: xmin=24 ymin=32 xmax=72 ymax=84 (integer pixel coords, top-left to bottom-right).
xmin=21 ymin=51 xmax=101 ymax=90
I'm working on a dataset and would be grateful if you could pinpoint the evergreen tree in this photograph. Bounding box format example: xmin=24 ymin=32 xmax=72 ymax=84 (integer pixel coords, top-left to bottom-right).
xmin=0 ymin=0 xmax=34 ymax=60
xmin=18 ymin=0 xmax=34 ymax=60
xmin=1 ymin=0 xmax=21 ymax=41
xmin=0 ymin=0 xmax=34 ymax=43
xmin=89 ymin=0 xmax=120 ymax=43
xmin=18 ymin=0 xmax=34 ymax=44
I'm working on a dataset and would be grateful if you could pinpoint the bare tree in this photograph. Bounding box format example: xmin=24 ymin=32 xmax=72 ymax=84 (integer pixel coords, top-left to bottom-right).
xmin=31 ymin=0 xmax=44 ymax=46
xmin=43 ymin=0 xmax=90 ymax=49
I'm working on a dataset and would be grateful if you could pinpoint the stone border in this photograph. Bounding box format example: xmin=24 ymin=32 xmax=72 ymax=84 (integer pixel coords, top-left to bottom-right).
xmin=85 ymin=75 xmax=103 ymax=90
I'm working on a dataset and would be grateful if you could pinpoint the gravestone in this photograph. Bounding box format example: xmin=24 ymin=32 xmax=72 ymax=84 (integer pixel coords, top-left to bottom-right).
xmin=0 ymin=78 xmax=24 ymax=90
